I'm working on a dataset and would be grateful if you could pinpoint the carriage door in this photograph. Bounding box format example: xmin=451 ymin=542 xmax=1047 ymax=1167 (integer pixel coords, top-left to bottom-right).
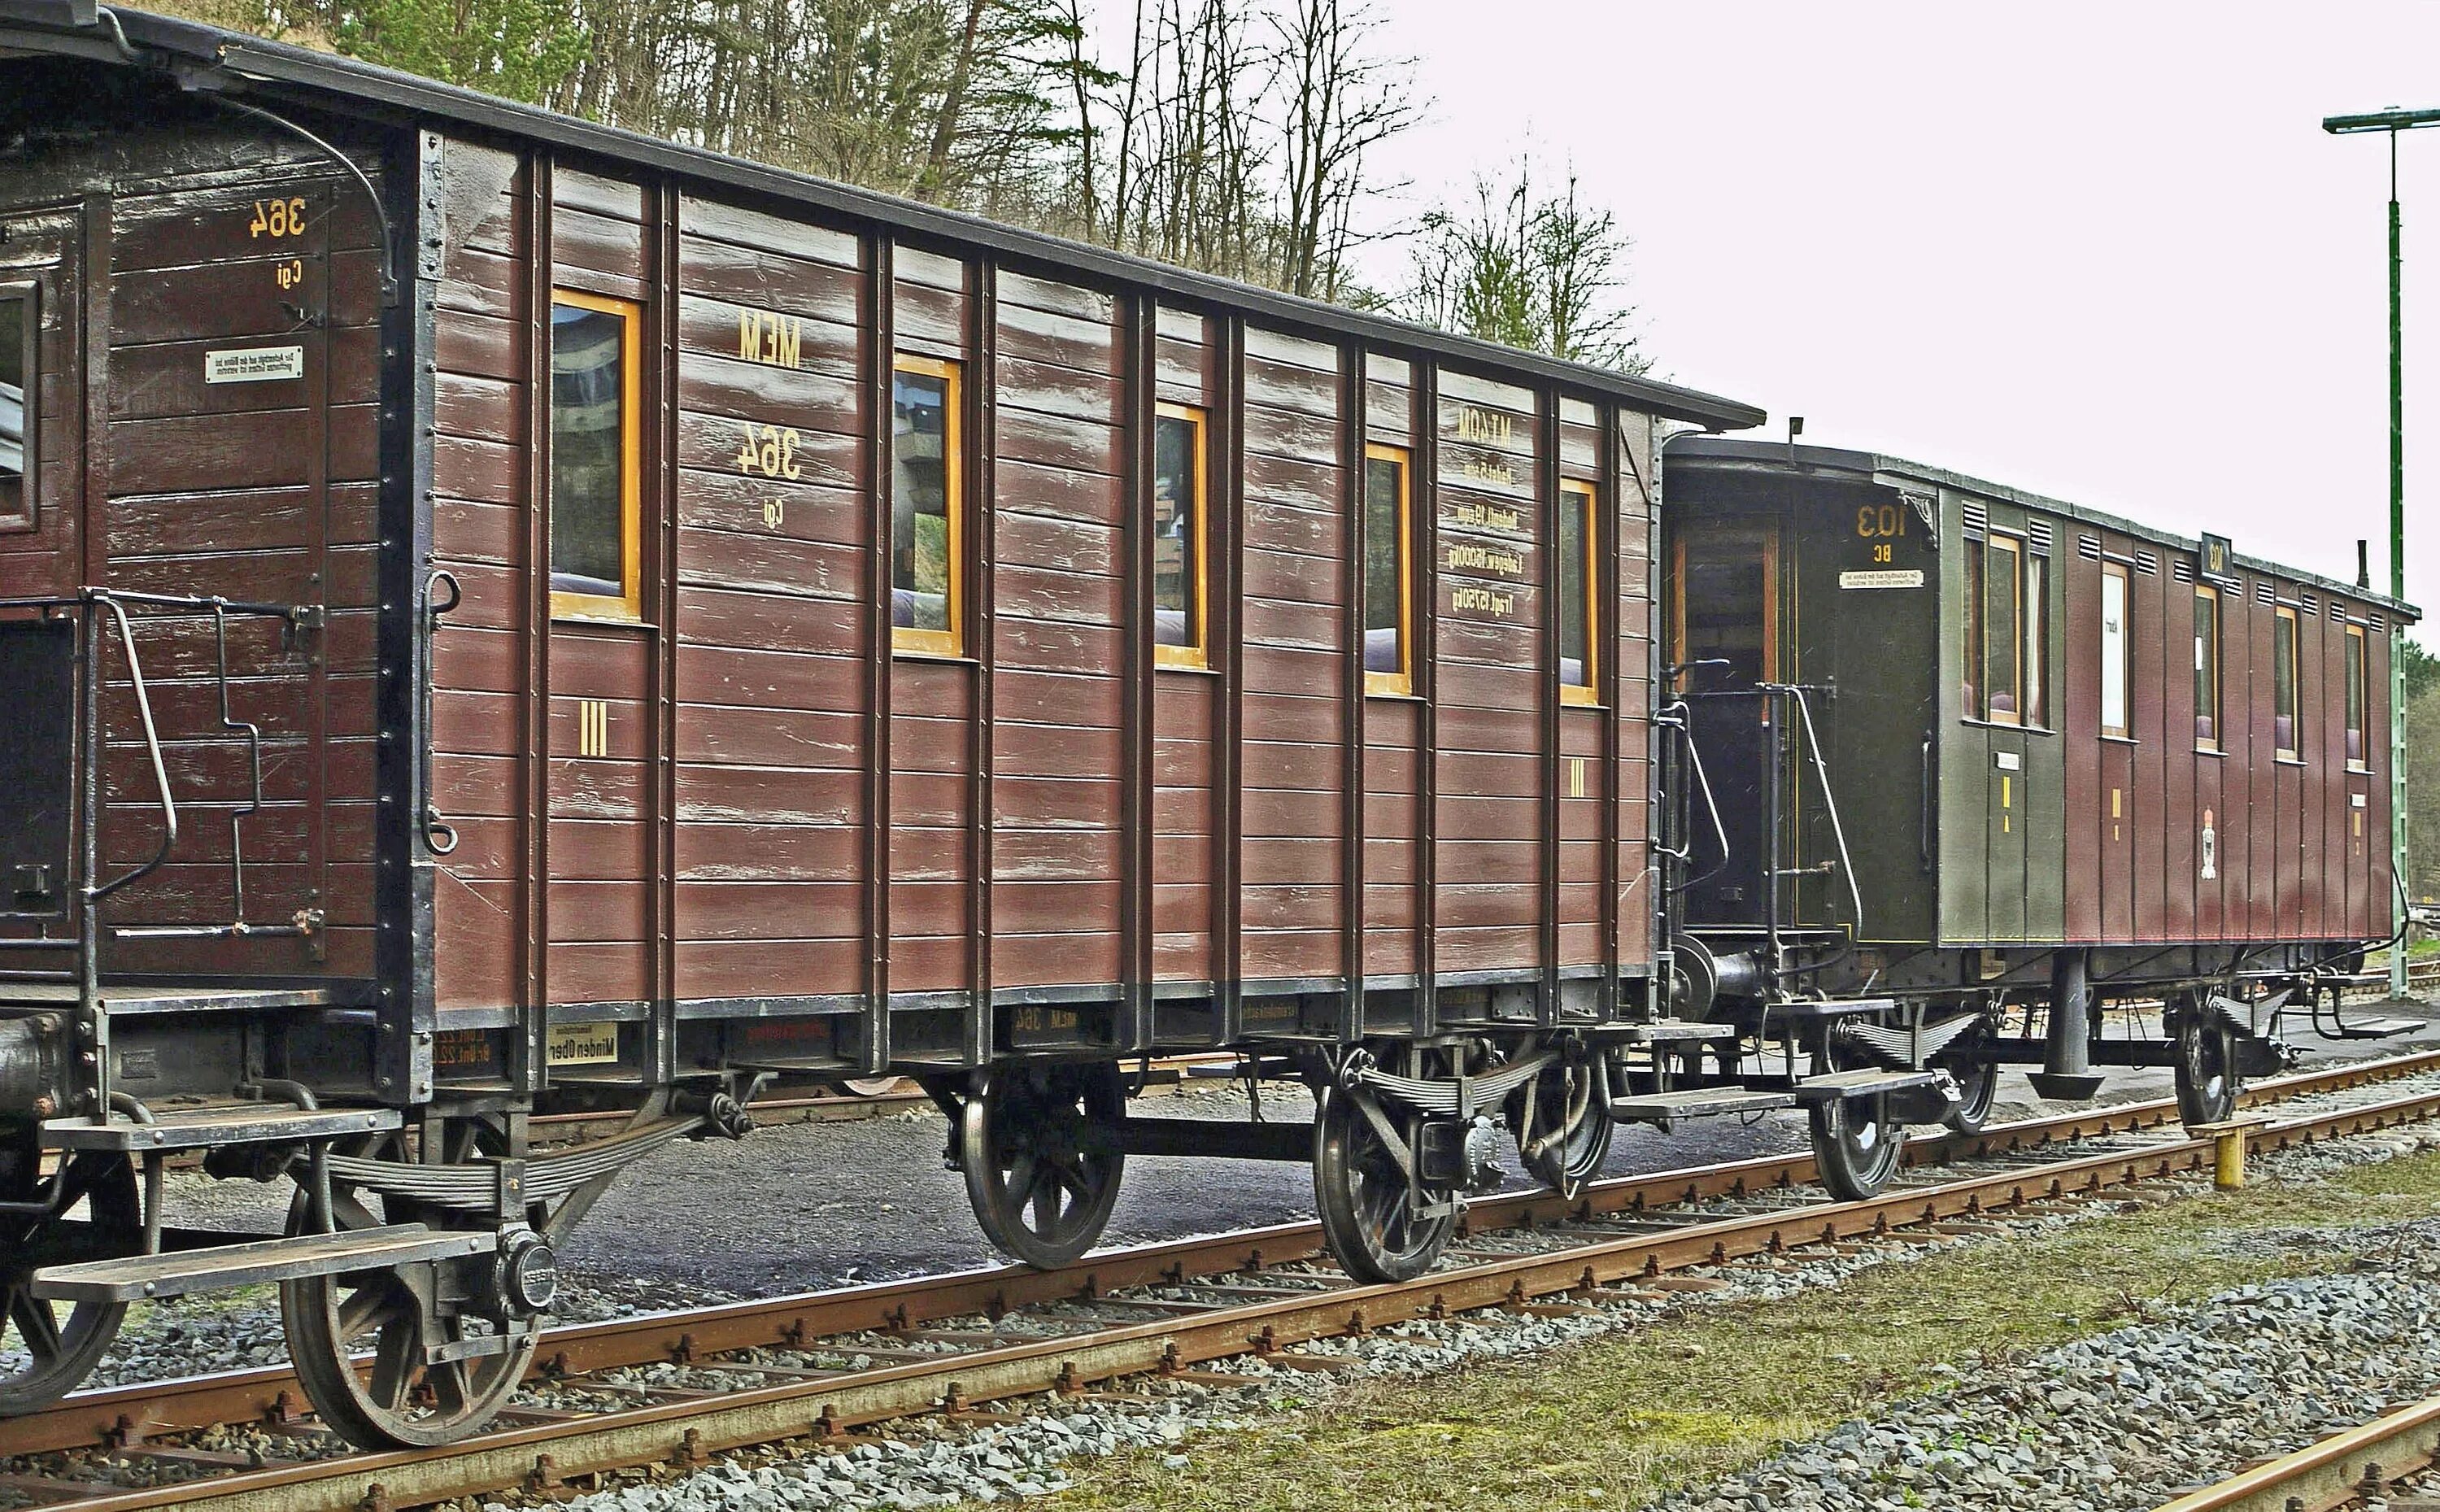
xmin=1668 ymin=521 xmax=1782 ymax=925
xmin=0 ymin=205 xmax=81 ymax=948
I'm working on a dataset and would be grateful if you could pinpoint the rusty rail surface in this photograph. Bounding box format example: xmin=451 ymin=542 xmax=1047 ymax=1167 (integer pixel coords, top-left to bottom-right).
xmin=0 ymin=1049 xmax=2433 ymax=1511
xmin=2151 ymin=1392 xmax=2440 ymax=1512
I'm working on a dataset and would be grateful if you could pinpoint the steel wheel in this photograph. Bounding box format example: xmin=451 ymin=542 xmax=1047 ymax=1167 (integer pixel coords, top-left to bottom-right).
xmin=0 ymin=1148 xmax=139 ymax=1415
xmin=1941 ymin=1057 xmax=1999 ymax=1135
xmin=960 ymin=1062 xmax=1126 ymax=1269
xmin=281 ymin=1133 xmax=530 ymax=1449
xmin=1313 ymin=1083 xmax=1456 ymax=1284
xmin=2173 ymin=1000 xmax=2238 ymax=1126
xmin=1809 ymin=1092 xmax=1905 ymax=1201
xmin=841 ymin=1076 xmax=904 ymax=1097
xmin=1508 ymin=1053 xmax=1613 ymax=1198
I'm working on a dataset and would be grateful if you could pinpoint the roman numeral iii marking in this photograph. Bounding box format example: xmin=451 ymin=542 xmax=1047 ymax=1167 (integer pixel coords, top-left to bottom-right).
xmin=577 ymin=699 xmax=609 ymax=758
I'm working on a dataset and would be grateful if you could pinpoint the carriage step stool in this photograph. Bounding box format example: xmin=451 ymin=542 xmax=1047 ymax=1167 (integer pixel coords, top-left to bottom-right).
xmin=1620 ymin=1018 xmax=1742 ymax=1045
xmin=1786 ymin=1068 xmax=1942 ymax=1105
xmin=30 ymin=1225 xmax=497 ymax=1304
xmin=1610 ymin=1087 xmax=1794 ymax=1129
xmin=39 ymin=1105 xmax=400 ymax=1153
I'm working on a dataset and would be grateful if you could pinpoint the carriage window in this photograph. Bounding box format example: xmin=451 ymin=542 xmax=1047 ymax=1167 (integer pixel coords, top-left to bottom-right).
xmin=2 ymin=285 xmax=36 ymax=528
xmin=1152 ymin=403 xmax=1206 ymax=667
xmin=1961 ymin=538 xmax=1984 ymax=717
xmin=892 ymin=356 xmax=963 ymax=656
xmin=1559 ymin=478 xmax=1597 ymax=704
xmin=1981 ymin=534 xmax=2023 ymax=724
xmin=2274 ymin=606 xmax=2301 ymax=760
xmin=2193 ymin=584 xmax=2222 ymax=751
xmin=1363 ymin=444 xmax=1412 ymax=695
xmin=2100 ymin=561 xmax=2131 ymax=739
xmin=2022 ymin=551 xmax=2048 ymax=729
xmin=2346 ymin=623 xmax=2369 ymax=769
xmin=549 ymin=294 xmax=643 ymax=621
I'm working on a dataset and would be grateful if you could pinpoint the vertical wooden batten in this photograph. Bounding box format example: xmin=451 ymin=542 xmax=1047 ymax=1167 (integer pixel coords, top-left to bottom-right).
xmin=1413 ymin=359 xmax=1440 ymax=1036
xmin=861 ymin=230 xmax=895 ymax=1073
xmin=516 ymin=150 xmax=554 ymax=1093
xmin=1594 ymin=402 xmax=1623 ymax=1022
xmin=1214 ymin=316 xmax=1246 ymax=1045
xmin=964 ymin=259 xmax=997 ymax=1065
xmin=1537 ymin=387 xmax=1562 ymax=1026
xmin=1338 ymin=342 xmax=1367 ymax=1038
xmin=1122 ymin=292 xmax=1157 ymax=1052
xmin=647 ymin=178 xmax=680 ymax=1083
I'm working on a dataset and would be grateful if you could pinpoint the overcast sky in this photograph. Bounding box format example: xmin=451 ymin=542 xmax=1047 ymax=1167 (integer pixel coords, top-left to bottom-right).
xmin=1202 ymin=2 xmax=2440 ymax=608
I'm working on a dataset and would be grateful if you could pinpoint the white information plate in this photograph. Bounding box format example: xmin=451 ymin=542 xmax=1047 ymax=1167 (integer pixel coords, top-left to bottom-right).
xmin=204 ymin=346 xmax=306 ymax=384
xmin=1838 ymin=569 xmax=1925 ymax=590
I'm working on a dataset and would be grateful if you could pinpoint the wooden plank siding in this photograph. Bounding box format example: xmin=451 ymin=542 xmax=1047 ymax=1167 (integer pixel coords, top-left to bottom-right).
xmin=399 ymin=133 xmax=1678 ymax=1049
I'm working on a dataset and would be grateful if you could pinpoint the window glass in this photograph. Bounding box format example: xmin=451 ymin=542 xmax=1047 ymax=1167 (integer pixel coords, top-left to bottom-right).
xmin=2346 ymin=625 xmax=2368 ymax=766
xmin=1152 ymin=406 xmax=1205 ymax=663
xmin=549 ymin=297 xmax=638 ymax=617
xmin=1363 ymin=447 xmax=1410 ymax=693
xmin=1961 ymin=538 xmax=1984 ymax=717
xmin=892 ymin=359 xmax=961 ymax=654
xmin=1559 ymin=480 xmax=1596 ymax=699
xmin=2023 ymin=551 xmax=2048 ymax=728
xmin=2193 ymin=586 xmax=2221 ymax=749
xmin=0 ymin=291 xmax=26 ymax=517
xmin=2100 ymin=564 xmax=2130 ymax=738
xmin=1984 ymin=536 xmax=2021 ymax=722
xmin=2274 ymin=607 xmax=2300 ymax=759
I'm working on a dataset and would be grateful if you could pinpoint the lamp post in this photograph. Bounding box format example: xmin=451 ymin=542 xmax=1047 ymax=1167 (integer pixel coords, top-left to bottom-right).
xmin=2325 ymin=107 xmax=2437 ymax=999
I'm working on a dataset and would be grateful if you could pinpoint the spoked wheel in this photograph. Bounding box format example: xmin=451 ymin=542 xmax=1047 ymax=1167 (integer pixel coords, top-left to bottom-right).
xmin=959 ymin=1062 xmax=1126 ymax=1269
xmin=281 ymin=1131 xmax=533 ymax=1449
xmin=1507 ymin=1052 xmax=1613 ymax=1199
xmin=2173 ymin=997 xmax=2239 ymax=1126
xmin=0 ymin=1148 xmax=141 ymax=1414
xmin=1314 ymin=1075 xmax=1458 ymax=1285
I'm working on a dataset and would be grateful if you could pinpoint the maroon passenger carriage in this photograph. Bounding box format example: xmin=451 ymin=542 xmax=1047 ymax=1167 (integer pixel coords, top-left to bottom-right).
xmin=0 ymin=1 xmax=2413 ymax=1451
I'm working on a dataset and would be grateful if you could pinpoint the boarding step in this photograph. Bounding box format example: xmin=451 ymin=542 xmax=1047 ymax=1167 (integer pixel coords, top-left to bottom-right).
xmin=1610 ymin=1087 xmax=1794 ymax=1125
xmin=0 ymin=981 xmax=337 ymax=1016
xmin=1770 ymin=998 xmax=1898 ymax=1022
xmin=2320 ymin=1013 xmax=2427 ymax=1041
xmin=1621 ymin=1018 xmax=1741 ymax=1045
xmin=1789 ymin=1068 xmax=1941 ymax=1105
xmin=41 ymin=1104 xmax=401 ymax=1153
xmin=30 ymin=1224 xmax=496 ymax=1304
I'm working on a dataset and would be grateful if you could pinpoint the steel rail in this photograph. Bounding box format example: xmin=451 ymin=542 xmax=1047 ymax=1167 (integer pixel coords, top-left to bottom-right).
xmin=11 ymin=1049 xmax=2431 ymax=1462
xmin=2 ymin=1052 xmax=2434 ymax=1510
xmin=2150 ymin=1392 xmax=2440 ymax=1512
xmin=31 ymin=1073 xmax=2440 ymax=1512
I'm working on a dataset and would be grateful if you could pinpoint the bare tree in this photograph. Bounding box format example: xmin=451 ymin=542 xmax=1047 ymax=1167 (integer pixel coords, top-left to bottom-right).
xmin=1381 ymin=159 xmax=1646 ymax=373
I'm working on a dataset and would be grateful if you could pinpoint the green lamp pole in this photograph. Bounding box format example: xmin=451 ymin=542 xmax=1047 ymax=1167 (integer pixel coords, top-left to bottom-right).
xmin=2325 ymin=107 xmax=2436 ymax=998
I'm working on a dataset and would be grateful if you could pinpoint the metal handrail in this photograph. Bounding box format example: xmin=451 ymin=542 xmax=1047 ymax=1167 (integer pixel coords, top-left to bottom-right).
xmin=1764 ymin=682 xmax=1867 ymax=938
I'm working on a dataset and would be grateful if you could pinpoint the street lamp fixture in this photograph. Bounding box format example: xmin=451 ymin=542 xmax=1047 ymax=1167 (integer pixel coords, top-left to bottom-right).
xmin=2323 ymin=107 xmax=2436 ymax=997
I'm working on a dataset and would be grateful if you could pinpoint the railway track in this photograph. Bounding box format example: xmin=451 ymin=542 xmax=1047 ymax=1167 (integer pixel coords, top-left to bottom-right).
xmin=2152 ymin=1392 xmax=2440 ymax=1512
xmin=2 ymin=1048 xmax=2437 ymax=1512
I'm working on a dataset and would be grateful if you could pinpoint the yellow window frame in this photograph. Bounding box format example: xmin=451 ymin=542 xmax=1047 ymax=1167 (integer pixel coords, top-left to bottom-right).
xmin=2194 ymin=583 xmax=2222 ymax=753
xmin=1363 ymin=442 xmax=1414 ymax=696
xmin=1152 ymin=401 xmax=1209 ymax=669
xmin=1559 ymin=477 xmax=1599 ymax=706
xmin=2273 ymin=604 xmax=2301 ymax=760
xmin=892 ymin=353 xmax=965 ymax=658
xmin=547 ymin=289 xmax=645 ymax=624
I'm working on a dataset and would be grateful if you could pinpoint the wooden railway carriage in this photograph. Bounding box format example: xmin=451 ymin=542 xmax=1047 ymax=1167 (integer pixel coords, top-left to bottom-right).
xmin=0 ymin=2 xmax=1778 ymax=1447
xmin=1655 ymin=438 xmax=2418 ymax=1193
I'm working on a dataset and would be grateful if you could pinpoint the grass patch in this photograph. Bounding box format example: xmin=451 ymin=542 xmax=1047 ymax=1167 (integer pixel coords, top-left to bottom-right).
xmin=1052 ymin=1148 xmax=2440 ymax=1512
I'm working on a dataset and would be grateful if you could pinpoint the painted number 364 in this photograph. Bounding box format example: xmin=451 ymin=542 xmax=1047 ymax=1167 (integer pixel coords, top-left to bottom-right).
xmin=248 ymin=198 xmax=308 ymax=239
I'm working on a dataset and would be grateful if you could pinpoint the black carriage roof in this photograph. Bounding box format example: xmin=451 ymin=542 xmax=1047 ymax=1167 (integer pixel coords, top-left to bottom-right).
xmin=0 ymin=2 xmax=1766 ymax=434
xmin=1667 ymin=437 xmax=2420 ymax=621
